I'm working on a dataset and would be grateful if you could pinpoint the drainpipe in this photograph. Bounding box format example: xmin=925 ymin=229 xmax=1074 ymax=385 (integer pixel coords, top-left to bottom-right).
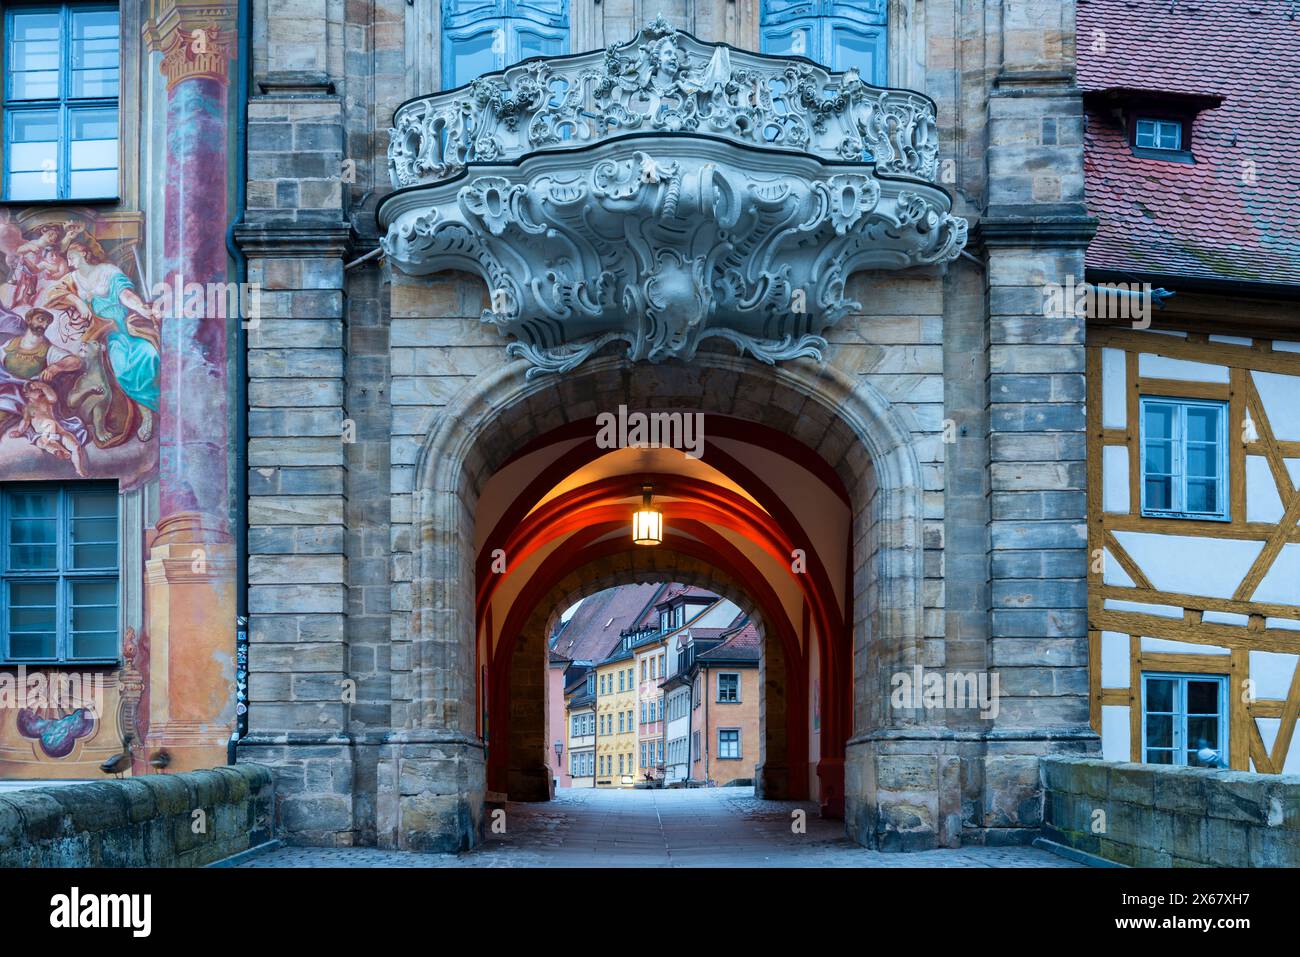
xmin=225 ymin=0 xmax=251 ymax=765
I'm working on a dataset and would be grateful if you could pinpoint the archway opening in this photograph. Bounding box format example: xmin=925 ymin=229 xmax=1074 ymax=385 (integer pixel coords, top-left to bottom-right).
xmin=408 ymin=355 xmax=926 ymax=848
xmin=475 ymin=409 xmax=857 ymax=815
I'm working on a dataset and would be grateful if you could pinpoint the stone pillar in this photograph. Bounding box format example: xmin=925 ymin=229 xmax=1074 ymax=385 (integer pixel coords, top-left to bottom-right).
xmin=505 ymin=622 xmax=553 ymax=802
xmin=754 ymin=624 xmax=791 ymax=800
xmin=233 ymin=0 xmax=356 ymax=837
xmin=976 ymin=0 xmax=1099 ymax=844
xmin=141 ymin=1 xmax=238 ymax=772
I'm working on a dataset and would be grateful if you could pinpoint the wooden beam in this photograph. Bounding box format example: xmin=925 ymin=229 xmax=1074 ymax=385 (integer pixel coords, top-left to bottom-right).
xmin=1090 ymin=328 xmax=1300 ymax=377
xmin=1096 ymin=583 xmax=1300 ymax=621
xmin=1139 ymin=652 xmax=1232 ymax=674
xmin=1091 ymin=607 xmax=1300 ymax=654
xmin=1231 ymin=650 xmax=1250 ymax=770
xmin=1137 ymin=377 xmax=1231 ymax=401
xmin=1130 ymin=636 xmax=1142 ymax=762
xmin=1268 ymin=657 xmax=1300 ymax=772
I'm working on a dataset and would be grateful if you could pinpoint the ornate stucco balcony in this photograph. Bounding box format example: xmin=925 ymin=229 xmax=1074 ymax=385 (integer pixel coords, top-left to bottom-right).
xmin=378 ymin=16 xmax=967 ymax=376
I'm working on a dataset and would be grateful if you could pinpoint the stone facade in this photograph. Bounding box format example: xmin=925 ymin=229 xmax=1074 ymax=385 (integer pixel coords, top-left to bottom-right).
xmin=1042 ymin=757 xmax=1300 ymax=867
xmin=0 ymin=765 xmax=273 ymax=868
xmin=235 ymin=0 xmax=1098 ymax=851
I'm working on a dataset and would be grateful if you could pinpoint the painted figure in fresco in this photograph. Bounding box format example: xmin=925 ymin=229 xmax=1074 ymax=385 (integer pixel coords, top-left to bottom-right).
xmin=0 ymin=309 xmax=90 ymax=465
xmin=42 ymin=235 xmax=161 ymax=443
xmin=10 ymin=380 xmax=88 ymax=476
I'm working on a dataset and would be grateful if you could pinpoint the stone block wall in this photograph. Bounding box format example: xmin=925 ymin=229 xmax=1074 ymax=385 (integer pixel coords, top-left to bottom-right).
xmin=0 ymin=765 xmax=273 ymax=868
xmin=1042 ymin=756 xmax=1300 ymax=866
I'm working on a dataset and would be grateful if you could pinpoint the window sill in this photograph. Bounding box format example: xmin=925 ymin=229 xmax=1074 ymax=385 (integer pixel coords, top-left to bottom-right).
xmin=0 ymin=659 xmax=121 ymax=668
xmin=1140 ymin=508 xmax=1231 ymax=523
xmin=1128 ymin=147 xmax=1195 ymax=164
xmin=0 ymin=196 xmax=122 ymax=207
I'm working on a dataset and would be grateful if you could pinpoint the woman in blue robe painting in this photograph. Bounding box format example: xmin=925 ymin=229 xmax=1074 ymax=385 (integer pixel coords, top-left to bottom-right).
xmin=41 ymin=236 xmax=161 ymax=444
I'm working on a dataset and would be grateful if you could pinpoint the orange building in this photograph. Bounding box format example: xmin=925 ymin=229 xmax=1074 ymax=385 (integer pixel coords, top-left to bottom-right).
xmin=685 ymin=624 xmax=762 ymax=787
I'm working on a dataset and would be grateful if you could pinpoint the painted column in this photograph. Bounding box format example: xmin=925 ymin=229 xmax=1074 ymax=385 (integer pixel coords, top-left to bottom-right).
xmin=142 ymin=5 xmax=238 ymax=773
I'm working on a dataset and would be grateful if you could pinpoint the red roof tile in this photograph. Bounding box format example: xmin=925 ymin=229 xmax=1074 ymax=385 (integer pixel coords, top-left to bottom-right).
xmin=551 ymin=584 xmax=666 ymax=663
xmin=1078 ymin=0 xmax=1300 ymax=287
xmin=697 ymin=622 xmax=761 ymax=661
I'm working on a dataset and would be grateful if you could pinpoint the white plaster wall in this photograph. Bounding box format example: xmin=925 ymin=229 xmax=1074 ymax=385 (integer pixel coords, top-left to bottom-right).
xmin=1101 ymin=347 xmax=1126 ymax=429
xmin=1249 ymin=651 xmax=1298 ymax=700
xmin=1141 ymin=636 xmax=1229 ymax=655
xmin=1101 ymin=705 xmax=1130 ymax=762
xmin=1111 ymin=532 xmax=1264 ymax=599
xmin=1101 ymin=631 xmax=1129 ymax=687
xmin=1253 ymin=371 xmax=1300 ymax=441
xmin=1246 ymin=455 xmax=1284 ymax=522
xmin=1137 ymin=354 xmax=1229 ymax=383
xmin=1102 ymin=446 xmax=1129 ymax=513
xmin=1254 ymin=543 xmax=1300 ymax=606
xmin=1105 ymin=598 xmax=1182 ymax=619
xmin=1102 ymin=548 xmax=1134 ymax=587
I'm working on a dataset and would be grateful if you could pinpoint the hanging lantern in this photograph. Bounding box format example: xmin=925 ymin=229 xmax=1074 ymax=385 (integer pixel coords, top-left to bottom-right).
xmin=632 ymin=483 xmax=663 ymax=546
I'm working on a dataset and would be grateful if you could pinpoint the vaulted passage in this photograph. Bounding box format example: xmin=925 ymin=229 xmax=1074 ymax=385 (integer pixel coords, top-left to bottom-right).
xmin=396 ymin=353 xmax=934 ymax=851
xmin=479 ymin=411 xmax=855 ymax=810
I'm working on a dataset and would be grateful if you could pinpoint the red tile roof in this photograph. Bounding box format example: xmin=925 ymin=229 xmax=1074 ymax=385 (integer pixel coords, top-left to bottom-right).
xmin=697 ymin=622 xmax=761 ymax=662
xmin=1078 ymin=0 xmax=1300 ymax=287
xmin=551 ymin=584 xmax=666 ymax=663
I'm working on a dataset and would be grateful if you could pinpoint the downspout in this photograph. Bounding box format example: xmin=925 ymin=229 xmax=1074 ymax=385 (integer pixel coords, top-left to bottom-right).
xmin=225 ymin=0 xmax=251 ymax=765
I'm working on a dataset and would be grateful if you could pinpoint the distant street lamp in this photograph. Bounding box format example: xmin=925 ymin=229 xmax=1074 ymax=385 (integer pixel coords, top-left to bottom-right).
xmin=554 ymin=740 xmax=564 ymax=764
xmin=632 ymin=483 xmax=663 ymax=545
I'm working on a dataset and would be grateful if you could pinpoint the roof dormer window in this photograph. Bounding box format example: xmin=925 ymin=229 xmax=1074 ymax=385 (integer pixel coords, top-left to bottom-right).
xmin=1134 ymin=117 xmax=1182 ymax=151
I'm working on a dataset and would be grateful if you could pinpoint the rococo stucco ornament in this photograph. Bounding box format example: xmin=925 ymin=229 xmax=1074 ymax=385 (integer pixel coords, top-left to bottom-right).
xmin=379 ymin=17 xmax=968 ymax=378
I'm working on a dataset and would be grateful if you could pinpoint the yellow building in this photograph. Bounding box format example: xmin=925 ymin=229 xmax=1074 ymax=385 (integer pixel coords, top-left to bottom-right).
xmin=595 ymin=641 xmax=638 ymax=788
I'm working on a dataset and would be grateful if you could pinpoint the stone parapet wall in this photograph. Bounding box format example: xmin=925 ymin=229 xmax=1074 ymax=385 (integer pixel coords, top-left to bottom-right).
xmin=0 ymin=765 xmax=274 ymax=868
xmin=1041 ymin=756 xmax=1300 ymax=866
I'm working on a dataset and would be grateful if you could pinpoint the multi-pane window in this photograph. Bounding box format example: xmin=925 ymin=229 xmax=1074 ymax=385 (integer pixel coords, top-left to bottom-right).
xmin=1135 ymin=118 xmax=1182 ymax=152
xmin=1140 ymin=397 xmax=1228 ymax=519
xmin=657 ymin=740 xmax=663 ymax=766
xmin=760 ymin=0 xmax=887 ymax=85
xmin=2 ymin=484 xmax=118 ymax=663
xmin=3 ymin=4 xmax=120 ymax=200
xmin=639 ymin=743 xmax=646 ymax=769
xmin=1143 ymin=673 xmax=1228 ymax=768
xmin=718 ymin=729 xmax=741 ymax=759
xmin=717 ymin=673 xmax=740 ymax=703
xmin=440 ymin=0 xmax=567 ymax=89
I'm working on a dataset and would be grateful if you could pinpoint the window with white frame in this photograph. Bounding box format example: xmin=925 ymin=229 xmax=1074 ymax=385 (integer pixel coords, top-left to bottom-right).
xmin=1142 ymin=672 xmax=1228 ymax=768
xmin=2 ymin=484 xmax=118 ymax=663
xmin=3 ymin=3 xmax=120 ymax=200
xmin=1140 ymin=397 xmax=1228 ymax=520
xmin=718 ymin=728 xmax=740 ymax=759
xmin=1134 ymin=117 xmax=1182 ymax=151
xmin=717 ymin=672 xmax=740 ymax=703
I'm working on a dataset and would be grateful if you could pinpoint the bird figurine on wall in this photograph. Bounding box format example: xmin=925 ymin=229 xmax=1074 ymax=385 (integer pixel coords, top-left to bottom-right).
xmin=99 ymin=733 xmax=134 ymax=778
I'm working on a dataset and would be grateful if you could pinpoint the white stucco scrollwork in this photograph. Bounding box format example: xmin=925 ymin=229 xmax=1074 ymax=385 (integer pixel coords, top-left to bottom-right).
xmin=379 ymin=17 xmax=967 ymax=377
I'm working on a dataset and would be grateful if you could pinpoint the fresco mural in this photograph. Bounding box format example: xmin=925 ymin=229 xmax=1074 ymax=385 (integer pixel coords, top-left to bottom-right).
xmin=0 ymin=210 xmax=157 ymax=490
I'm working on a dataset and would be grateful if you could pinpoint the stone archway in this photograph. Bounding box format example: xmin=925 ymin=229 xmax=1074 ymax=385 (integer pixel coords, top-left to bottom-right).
xmin=393 ymin=351 xmax=927 ymax=852
xmin=498 ymin=550 xmax=791 ymax=805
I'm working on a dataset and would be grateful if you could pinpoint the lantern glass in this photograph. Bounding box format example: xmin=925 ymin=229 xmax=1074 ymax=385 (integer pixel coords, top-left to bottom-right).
xmin=632 ymin=508 xmax=663 ymax=545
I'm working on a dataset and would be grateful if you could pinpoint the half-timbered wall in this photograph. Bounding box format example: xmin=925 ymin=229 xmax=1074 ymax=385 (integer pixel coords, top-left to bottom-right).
xmin=1088 ymin=325 xmax=1300 ymax=774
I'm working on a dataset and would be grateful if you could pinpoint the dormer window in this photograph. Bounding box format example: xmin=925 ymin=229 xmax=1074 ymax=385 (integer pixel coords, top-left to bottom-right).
xmin=1134 ymin=118 xmax=1182 ymax=151
xmin=1128 ymin=112 xmax=1193 ymax=162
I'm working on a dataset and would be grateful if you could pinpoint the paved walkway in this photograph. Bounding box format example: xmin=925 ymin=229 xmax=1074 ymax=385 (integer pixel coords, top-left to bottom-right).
xmin=237 ymin=786 xmax=1080 ymax=867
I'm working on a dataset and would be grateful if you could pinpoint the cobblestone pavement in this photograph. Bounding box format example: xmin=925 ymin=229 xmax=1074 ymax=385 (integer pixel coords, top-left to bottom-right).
xmin=237 ymin=786 xmax=1081 ymax=867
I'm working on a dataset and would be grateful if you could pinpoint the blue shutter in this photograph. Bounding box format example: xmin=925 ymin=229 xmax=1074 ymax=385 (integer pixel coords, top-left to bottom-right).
xmin=441 ymin=0 xmax=568 ymax=89
xmin=760 ymin=0 xmax=887 ymax=85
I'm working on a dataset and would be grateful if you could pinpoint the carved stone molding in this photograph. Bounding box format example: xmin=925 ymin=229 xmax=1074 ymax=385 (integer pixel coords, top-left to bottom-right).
xmin=379 ymin=18 xmax=966 ymax=377
xmin=389 ymin=16 xmax=940 ymax=190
